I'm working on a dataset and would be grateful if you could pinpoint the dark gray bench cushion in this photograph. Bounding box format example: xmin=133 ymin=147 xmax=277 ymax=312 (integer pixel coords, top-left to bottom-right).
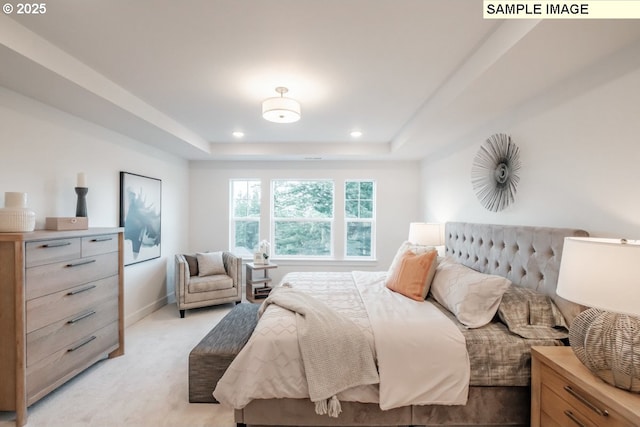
xmin=189 ymin=302 xmax=259 ymax=403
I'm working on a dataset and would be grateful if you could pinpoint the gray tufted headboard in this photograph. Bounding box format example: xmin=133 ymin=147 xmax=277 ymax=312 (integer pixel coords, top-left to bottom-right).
xmin=444 ymin=222 xmax=589 ymax=325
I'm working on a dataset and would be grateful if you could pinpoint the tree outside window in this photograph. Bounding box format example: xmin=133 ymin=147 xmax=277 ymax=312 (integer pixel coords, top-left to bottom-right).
xmin=272 ymin=180 xmax=334 ymax=257
xmin=230 ymin=180 xmax=260 ymax=257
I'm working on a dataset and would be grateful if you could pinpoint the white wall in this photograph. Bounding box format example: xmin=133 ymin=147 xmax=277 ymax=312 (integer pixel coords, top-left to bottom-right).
xmin=189 ymin=160 xmax=421 ymax=284
xmin=420 ymin=54 xmax=640 ymax=239
xmin=0 ymin=88 xmax=190 ymax=325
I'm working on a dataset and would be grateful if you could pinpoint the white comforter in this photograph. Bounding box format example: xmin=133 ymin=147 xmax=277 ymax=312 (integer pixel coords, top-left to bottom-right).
xmin=213 ymin=271 xmax=469 ymax=410
xmin=353 ymin=271 xmax=469 ymax=408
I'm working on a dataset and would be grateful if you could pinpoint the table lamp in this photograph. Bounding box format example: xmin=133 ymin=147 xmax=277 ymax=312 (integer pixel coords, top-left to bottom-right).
xmin=408 ymin=222 xmax=444 ymax=246
xmin=556 ymin=236 xmax=640 ymax=393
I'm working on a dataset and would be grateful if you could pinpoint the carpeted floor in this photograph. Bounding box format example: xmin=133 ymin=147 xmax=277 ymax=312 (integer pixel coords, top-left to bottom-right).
xmin=0 ymin=303 xmax=236 ymax=427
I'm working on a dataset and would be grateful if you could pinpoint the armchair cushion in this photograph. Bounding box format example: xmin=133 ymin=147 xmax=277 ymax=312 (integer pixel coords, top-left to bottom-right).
xmin=189 ymin=275 xmax=234 ymax=293
xmin=197 ymin=252 xmax=226 ymax=277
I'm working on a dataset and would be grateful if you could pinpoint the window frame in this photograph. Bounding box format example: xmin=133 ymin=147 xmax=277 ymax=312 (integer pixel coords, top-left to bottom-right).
xmin=229 ymin=179 xmax=261 ymax=259
xmin=271 ymin=179 xmax=335 ymax=259
xmin=344 ymin=179 xmax=376 ymax=260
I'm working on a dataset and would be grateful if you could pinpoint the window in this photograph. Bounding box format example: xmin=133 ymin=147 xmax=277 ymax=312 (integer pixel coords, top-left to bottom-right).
xmin=345 ymin=180 xmax=375 ymax=258
xmin=230 ymin=180 xmax=261 ymax=257
xmin=272 ymin=180 xmax=334 ymax=257
xmin=229 ymin=178 xmax=376 ymax=261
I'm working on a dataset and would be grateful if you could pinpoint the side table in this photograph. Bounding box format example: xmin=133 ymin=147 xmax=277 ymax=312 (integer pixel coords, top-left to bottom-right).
xmin=245 ymin=262 xmax=277 ymax=302
xmin=531 ymin=346 xmax=640 ymax=427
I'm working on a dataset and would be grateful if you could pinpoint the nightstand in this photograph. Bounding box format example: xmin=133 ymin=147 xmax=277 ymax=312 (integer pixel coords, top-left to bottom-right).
xmin=245 ymin=262 xmax=277 ymax=302
xmin=531 ymin=346 xmax=640 ymax=427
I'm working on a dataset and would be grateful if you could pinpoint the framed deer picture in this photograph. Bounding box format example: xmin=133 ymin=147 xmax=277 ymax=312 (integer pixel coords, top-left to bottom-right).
xmin=119 ymin=171 xmax=162 ymax=265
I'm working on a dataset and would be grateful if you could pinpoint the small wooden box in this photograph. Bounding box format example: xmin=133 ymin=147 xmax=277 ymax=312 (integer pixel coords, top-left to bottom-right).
xmin=45 ymin=217 xmax=89 ymax=230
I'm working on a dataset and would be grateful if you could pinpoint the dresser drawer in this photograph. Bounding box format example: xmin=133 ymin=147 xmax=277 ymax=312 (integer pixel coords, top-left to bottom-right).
xmin=541 ymin=364 xmax=627 ymax=427
xmin=25 ymin=252 xmax=119 ymax=300
xmin=541 ymin=383 xmax=598 ymax=427
xmin=540 ymin=410 xmax=563 ymax=427
xmin=26 ymin=321 xmax=119 ymax=402
xmin=26 ymin=275 xmax=118 ymax=334
xmin=26 ymin=297 xmax=118 ymax=367
xmin=26 ymin=238 xmax=81 ymax=268
xmin=81 ymin=234 xmax=119 ymax=257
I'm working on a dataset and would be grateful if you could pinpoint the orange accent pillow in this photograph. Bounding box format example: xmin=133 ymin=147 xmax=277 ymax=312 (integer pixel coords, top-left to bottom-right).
xmin=385 ymin=249 xmax=438 ymax=301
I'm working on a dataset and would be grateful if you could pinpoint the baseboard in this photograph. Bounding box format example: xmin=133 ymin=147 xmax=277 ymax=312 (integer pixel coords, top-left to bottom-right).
xmin=125 ymin=294 xmax=170 ymax=327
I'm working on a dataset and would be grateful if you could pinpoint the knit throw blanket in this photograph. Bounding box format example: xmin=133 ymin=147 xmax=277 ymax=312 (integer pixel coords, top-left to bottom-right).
xmin=258 ymin=284 xmax=379 ymax=417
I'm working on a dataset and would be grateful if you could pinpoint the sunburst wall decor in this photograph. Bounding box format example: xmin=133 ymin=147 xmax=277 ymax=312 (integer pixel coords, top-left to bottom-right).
xmin=471 ymin=133 xmax=521 ymax=212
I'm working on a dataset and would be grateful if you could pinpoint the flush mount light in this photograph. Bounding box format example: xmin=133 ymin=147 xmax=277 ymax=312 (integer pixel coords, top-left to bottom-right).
xmin=262 ymin=87 xmax=301 ymax=123
xmin=232 ymin=131 xmax=244 ymax=138
xmin=350 ymin=130 xmax=363 ymax=138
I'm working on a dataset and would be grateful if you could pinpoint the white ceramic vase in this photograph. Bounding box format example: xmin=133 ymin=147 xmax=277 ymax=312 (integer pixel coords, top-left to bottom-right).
xmin=0 ymin=192 xmax=36 ymax=232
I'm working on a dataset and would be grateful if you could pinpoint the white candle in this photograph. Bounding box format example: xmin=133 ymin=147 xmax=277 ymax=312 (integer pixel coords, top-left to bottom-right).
xmin=77 ymin=172 xmax=87 ymax=187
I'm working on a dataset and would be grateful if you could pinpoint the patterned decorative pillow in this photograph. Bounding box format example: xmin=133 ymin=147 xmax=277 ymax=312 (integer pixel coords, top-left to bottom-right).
xmin=498 ymin=286 xmax=569 ymax=339
xmin=430 ymin=257 xmax=511 ymax=328
xmin=385 ymin=249 xmax=438 ymax=301
xmin=196 ymin=252 xmax=226 ymax=277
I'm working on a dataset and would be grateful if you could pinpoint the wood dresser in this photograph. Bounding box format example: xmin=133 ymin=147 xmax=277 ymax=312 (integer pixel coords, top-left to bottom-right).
xmin=0 ymin=228 xmax=124 ymax=426
xmin=531 ymin=346 xmax=640 ymax=427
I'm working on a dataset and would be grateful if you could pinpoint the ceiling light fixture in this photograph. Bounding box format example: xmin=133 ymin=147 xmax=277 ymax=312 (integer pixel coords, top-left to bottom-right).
xmin=262 ymin=87 xmax=301 ymax=123
xmin=232 ymin=131 xmax=244 ymax=138
xmin=350 ymin=130 xmax=363 ymax=138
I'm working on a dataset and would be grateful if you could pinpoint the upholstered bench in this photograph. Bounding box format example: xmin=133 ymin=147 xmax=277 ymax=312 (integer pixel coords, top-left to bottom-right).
xmin=189 ymin=302 xmax=260 ymax=403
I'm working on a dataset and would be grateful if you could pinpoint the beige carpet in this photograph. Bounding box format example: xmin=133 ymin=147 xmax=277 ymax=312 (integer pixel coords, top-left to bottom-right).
xmin=0 ymin=303 xmax=236 ymax=427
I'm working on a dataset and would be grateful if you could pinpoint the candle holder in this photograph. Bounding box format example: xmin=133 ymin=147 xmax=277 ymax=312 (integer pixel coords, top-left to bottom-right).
xmin=75 ymin=187 xmax=88 ymax=217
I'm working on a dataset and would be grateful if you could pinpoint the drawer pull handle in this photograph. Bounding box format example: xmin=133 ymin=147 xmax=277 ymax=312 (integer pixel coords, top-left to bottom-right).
xmin=91 ymin=237 xmax=113 ymax=242
xmin=564 ymin=410 xmax=587 ymax=427
xmin=67 ymin=285 xmax=97 ymax=295
xmin=67 ymin=336 xmax=96 ymax=352
xmin=66 ymin=259 xmax=97 ymax=268
xmin=42 ymin=241 xmax=72 ymax=248
xmin=67 ymin=311 xmax=96 ymax=324
xmin=564 ymin=385 xmax=609 ymax=417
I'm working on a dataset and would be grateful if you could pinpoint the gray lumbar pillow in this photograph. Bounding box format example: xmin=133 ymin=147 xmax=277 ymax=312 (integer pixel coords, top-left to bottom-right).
xmin=196 ymin=252 xmax=226 ymax=276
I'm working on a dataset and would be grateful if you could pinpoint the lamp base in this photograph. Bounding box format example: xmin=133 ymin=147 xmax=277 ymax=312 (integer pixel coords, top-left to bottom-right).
xmin=569 ymin=308 xmax=640 ymax=393
xmin=75 ymin=187 xmax=88 ymax=217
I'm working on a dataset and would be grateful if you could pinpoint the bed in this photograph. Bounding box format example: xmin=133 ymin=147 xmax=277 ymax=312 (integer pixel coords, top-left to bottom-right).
xmin=216 ymin=222 xmax=588 ymax=427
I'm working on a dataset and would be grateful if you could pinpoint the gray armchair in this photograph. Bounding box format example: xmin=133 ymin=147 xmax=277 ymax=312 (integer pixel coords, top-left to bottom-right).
xmin=175 ymin=251 xmax=242 ymax=318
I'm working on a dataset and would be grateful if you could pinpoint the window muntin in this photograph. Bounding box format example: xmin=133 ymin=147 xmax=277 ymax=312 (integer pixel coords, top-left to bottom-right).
xmin=272 ymin=180 xmax=334 ymax=257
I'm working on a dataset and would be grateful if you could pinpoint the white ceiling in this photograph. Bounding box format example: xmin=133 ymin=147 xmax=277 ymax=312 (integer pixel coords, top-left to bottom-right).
xmin=2 ymin=1 xmax=640 ymax=161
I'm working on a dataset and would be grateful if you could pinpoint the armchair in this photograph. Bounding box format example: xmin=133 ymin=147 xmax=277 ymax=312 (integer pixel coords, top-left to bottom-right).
xmin=175 ymin=251 xmax=242 ymax=318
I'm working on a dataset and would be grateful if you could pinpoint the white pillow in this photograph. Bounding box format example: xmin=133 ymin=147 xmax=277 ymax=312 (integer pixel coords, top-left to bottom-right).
xmin=388 ymin=241 xmax=436 ymax=274
xmin=196 ymin=252 xmax=226 ymax=277
xmin=430 ymin=257 xmax=511 ymax=328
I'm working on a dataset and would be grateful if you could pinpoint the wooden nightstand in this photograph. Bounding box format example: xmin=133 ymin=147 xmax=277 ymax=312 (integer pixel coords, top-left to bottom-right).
xmin=531 ymin=346 xmax=640 ymax=427
xmin=245 ymin=262 xmax=277 ymax=302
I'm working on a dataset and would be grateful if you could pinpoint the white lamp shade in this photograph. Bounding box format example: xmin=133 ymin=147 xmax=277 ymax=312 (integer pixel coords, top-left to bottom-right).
xmin=262 ymin=97 xmax=301 ymax=123
xmin=408 ymin=222 xmax=444 ymax=246
xmin=557 ymin=237 xmax=640 ymax=317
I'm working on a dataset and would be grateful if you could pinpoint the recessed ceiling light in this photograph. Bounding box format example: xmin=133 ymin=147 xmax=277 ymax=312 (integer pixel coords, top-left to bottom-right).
xmin=350 ymin=130 xmax=363 ymax=138
xmin=232 ymin=131 xmax=245 ymax=138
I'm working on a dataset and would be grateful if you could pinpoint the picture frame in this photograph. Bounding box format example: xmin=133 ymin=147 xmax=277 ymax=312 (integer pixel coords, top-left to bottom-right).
xmin=119 ymin=171 xmax=162 ymax=266
xmin=253 ymin=252 xmax=264 ymax=265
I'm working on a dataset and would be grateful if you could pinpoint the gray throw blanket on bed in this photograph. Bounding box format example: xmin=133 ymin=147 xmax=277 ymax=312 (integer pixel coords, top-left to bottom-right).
xmin=258 ymin=284 xmax=379 ymax=417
